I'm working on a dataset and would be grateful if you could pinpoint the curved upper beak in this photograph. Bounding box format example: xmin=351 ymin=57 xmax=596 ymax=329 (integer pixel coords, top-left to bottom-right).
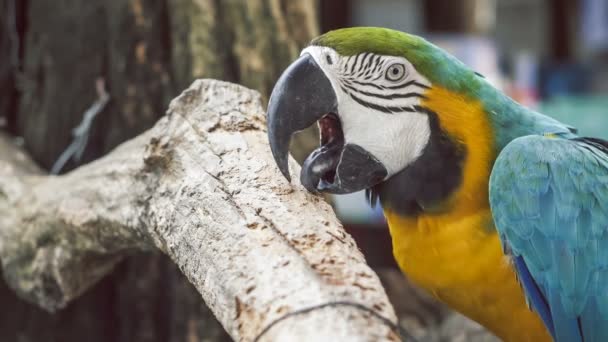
xmin=266 ymin=53 xmax=337 ymax=181
xmin=267 ymin=53 xmax=388 ymax=194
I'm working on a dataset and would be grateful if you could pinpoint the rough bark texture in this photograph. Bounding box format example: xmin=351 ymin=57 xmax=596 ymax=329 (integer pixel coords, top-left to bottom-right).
xmin=0 ymin=79 xmax=401 ymax=341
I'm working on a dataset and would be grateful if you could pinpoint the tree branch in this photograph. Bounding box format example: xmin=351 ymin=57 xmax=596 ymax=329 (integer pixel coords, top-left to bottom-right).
xmin=0 ymin=80 xmax=401 ymax=341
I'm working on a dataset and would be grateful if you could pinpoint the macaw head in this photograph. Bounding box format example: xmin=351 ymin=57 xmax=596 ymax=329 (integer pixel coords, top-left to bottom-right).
xmin=267 ymin=27 xmax=492 ymax=214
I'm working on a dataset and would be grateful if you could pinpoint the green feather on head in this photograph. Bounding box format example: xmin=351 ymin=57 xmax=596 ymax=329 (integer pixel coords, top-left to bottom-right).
xmin=311 ymin=27 xmax=481 ymax=95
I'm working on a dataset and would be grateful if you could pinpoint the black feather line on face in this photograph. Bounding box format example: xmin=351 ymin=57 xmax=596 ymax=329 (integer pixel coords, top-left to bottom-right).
xmin=361 ymin=53 xmax=375 ymax=75
xmin=350 ymin=53 xmax=362 ymax=74
xmin=366 ymin=107 xmax=466 ymax=216
xmin=348 ymin=79 xmax=429 ymax=91
xmin=372 ymin=56 xmax=384 ymax=74
xmin=349 ymin=79 xmax=386 ymax=90
xmin=347 ymin=91 xmax=416 ymax=114
xmin=385 ymin=80 xmax=430 ymax=90
xmin=342 ymin=82 xmax=426 ymax=100
xmin=339 ymin=81 xmax=422 ymax=115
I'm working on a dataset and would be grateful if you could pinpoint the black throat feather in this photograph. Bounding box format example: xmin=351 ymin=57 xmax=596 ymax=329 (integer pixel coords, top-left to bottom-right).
xmin=366 ymin=107 xmax=466 ymax=217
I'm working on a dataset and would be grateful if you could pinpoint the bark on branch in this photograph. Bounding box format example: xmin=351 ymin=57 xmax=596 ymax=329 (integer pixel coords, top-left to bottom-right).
xmin=0 ymin=80 xmax=401 ymax=341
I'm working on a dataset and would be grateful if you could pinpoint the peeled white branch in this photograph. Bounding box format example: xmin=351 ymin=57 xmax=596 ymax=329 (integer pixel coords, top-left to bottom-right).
xmin=0 ymin=80 xmax=400 ymax=341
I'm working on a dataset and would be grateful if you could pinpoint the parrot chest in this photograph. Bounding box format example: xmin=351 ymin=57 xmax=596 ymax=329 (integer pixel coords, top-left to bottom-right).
xmin=385 ymin=209 xmax=551 ymax=342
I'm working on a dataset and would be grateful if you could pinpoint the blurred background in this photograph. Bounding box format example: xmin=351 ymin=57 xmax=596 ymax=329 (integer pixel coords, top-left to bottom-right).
xmin=0 ymin=0 xmax=606 ymax=341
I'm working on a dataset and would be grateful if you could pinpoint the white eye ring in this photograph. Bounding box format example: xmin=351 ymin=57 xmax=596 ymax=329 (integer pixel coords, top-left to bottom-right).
xmin=386 ymin=63 xmax=406 ymax=81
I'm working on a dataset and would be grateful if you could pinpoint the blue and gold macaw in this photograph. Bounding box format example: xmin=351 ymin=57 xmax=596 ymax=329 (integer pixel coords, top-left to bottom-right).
xmin=265 ymin=27 xmax=608 ymax=341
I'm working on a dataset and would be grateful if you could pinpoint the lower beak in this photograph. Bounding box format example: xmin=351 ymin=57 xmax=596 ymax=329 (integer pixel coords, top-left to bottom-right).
xmin=267 ymin=53 xmax=387 ymax=194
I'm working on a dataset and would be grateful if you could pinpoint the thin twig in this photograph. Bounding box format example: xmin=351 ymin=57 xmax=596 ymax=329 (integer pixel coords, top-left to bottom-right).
xmin=51 ymin=78 xmax=110 ymax=174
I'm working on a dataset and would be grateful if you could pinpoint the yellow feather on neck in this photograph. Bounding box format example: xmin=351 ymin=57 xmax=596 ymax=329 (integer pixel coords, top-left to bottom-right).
xmin=384 ymin=86 xmax=551 ymax=341
xmin=424 ymin=86 xmax=495 ymax=214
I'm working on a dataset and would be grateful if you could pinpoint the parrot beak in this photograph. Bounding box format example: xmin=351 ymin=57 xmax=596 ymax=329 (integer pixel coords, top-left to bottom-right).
xmin=267 ymin=53 xmax=388 ymax=194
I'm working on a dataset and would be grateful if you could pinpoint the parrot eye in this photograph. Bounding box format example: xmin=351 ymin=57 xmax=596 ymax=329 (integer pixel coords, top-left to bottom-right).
xmin=385 ymin=63 xmax=406 ymax=82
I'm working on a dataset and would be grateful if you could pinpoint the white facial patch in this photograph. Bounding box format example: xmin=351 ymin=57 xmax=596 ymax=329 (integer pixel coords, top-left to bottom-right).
xmin=301 ymin=46 xmax=432 ymax=177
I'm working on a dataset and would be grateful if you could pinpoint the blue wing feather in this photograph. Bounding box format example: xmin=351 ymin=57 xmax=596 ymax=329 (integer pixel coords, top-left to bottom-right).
xmin=513 ymin=255 xmax=556 ymax=339
xmin=490 ymin=135 xmax=608 ymax=342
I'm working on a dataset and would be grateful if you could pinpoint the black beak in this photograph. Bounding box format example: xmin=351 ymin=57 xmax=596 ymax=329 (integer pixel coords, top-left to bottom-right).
xmin=267 ymin=53 xmax=387 ymax=194
xmin=267 ymin=53 xmax=337 ymax=181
